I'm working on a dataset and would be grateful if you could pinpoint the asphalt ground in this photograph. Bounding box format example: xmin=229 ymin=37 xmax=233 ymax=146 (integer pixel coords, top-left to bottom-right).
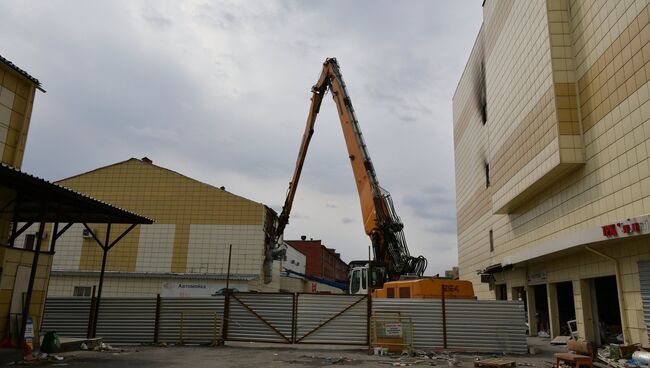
xmin=12 ymin=338 xmax=565 ymax=368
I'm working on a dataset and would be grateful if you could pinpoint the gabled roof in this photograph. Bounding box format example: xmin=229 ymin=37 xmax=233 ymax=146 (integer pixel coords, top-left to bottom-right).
xmin=56 ymin=157 xmax=265 ymax=207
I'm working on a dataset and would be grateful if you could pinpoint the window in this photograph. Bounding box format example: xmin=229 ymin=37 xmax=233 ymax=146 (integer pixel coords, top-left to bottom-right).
xmin=24 ymin=234 xmax=35 ymax=251
xmin=489 ymin=229 xmax=494 ymax=252
xmin=399 ymin=287 xmax=411 ymax=298
xmin=387 ymin=288 xmax=395 ymax=298
xmin=362 ymin=269 xmax=367 ymax=290
xmin=74 ymin=286 xmax=92 ymax=297
xmin=351 ymin=270 xmax=361 ymax=294
xmin=371 ymin=267 xmax=386 ymax=288
xmin=485 ymin=163 xmax=490 ymax=188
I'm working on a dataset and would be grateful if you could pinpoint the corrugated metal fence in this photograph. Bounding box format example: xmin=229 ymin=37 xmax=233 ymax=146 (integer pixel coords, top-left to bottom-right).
xmin=95 ymin=298 xmax=157 ymax=343
xmin=159 ymin=297 xmax=224 ymax=344
xmin=41 ymin=297 xmax=92 ymax=338
xmin=43 ymin=296 xmax=225 ymax=344
xmin=296 ymin=294 xmax=367 ymax=345
xmin=42 ymin=294 xmax=526 ymax=352
xmin=227 ymin=293 xmax=294 ymax=343
xmin=373 ymin=299 xmax=527 ymax=353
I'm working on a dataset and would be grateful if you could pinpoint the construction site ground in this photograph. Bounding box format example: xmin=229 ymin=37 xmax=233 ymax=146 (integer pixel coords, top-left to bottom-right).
xmin=24 ymin=338 xmax=565 ymax=368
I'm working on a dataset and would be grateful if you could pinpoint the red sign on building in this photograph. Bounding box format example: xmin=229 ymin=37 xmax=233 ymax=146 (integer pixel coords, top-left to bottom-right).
xmin=602 ymin=221 xmax=642 ymax=237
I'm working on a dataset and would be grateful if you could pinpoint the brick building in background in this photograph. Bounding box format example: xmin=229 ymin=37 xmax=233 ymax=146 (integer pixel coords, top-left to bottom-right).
xmin=454 ymin=0 xmax=650 ymax=346
xmin=285 ymin=236 xmax=349 ymax=283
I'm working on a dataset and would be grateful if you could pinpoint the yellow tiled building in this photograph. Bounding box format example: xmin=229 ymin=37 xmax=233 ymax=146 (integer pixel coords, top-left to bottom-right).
xmin=0 ymin=57 xmax=37 ymax=168
xmin=454 ymin=1 xmax=650 ymax=345
xmin=46 ymin=158 xmax=284 ymax=297
xmin=0 ymin=56 xmax=51 ymax=338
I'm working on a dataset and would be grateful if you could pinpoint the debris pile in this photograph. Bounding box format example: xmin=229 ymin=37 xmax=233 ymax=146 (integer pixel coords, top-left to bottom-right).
xmin=9 ymin=352 xmax=65 ymax=366
xmin=597 ymin=344 xmax=649 ymax=368
xmin=372 ymin=350 xmax=513 ymax=367
xmin=289 ymin=354 xmax=356 ymax=365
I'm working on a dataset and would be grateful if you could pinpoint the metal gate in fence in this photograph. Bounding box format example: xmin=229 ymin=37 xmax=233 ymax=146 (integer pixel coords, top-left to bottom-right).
xmin=226 ymin=292 xmax=294 ymax=343
xmin=223 ymin=293 xmax=368 ymax=345
xmin=294 ymin=294 xmax=368 ymax=345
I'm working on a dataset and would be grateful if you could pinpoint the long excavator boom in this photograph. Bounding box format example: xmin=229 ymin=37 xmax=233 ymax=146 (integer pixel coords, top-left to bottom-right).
xmin=273 ymin=58 xmax=426 ymax=280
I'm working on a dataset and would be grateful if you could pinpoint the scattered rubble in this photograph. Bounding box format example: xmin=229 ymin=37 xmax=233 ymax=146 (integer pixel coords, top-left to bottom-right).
xmin=8 ymin=351 xmax=66 ymax=365
xmin=289 ymin=354 xmax=356 ymax=365
xmin=93 ymin=342 xmax=117 ymax=352
xmin=597 ymin=344 xmax=650 ymax=368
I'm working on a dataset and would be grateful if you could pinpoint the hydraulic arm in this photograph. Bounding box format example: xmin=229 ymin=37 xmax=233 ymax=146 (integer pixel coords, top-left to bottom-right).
xmin=272 ymin=58 xmax=426 ymax=280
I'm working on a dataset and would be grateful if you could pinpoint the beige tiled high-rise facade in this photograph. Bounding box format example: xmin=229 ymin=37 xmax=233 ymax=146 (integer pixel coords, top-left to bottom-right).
xmin=45 ymin=158 xmax=285 ymax=296
xmin=454 ymin=0 xmax=650 ymax=345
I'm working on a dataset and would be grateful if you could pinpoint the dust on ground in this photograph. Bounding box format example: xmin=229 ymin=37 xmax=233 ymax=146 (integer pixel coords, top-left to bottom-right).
xmin=12 ymin=338 xmax=563 ymax=368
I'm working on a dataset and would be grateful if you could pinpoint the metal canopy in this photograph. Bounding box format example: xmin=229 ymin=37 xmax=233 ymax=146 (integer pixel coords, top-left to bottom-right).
xmin=0 ymin=164 xmax=153 ymax=224
xmin=1 ymin=163 xmax=153 ymax=347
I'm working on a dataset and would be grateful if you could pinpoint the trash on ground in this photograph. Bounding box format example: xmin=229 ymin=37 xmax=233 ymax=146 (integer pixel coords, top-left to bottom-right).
xmin=632 ymin=351 xmax=650 ymax=365
xmin=598 ymin=344 xmax=649 ymax=368
xmin=41 ymin=331 xmax=62 ymax=353
xmin=550 ymin=336 xmax=571 ymax=345
xmin=93 ymin=342 xmax=118 ymax=352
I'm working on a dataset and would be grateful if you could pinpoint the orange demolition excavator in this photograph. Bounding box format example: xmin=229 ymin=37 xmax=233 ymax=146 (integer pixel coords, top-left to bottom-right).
xmin=269 ymin=58 xmax=474 ymax=299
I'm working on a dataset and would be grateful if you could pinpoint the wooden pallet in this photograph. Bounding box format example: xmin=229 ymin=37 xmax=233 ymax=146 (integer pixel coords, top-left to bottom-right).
xmin=474 ymin=358 xmax=517 ymax=368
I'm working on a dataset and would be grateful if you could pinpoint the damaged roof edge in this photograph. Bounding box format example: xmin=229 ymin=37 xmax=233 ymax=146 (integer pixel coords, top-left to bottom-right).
xmin=0 ymin=54 xmax=44 ymax=90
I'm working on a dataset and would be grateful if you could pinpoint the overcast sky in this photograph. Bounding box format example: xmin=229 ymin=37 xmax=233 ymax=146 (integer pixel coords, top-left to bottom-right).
xmin=1 ymin=1 xmax=483 ymax=275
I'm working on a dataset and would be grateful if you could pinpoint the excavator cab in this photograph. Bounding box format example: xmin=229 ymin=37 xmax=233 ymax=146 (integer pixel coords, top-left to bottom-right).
xmin=349 ymin=262 xmax=387 ymax=294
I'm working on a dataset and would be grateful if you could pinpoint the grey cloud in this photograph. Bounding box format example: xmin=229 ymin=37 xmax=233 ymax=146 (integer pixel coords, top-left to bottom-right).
xmin=4 ymin=0 xmax=482 ymax=275
xmin=195 ymin=4 xmax=243 ymax=31
xmin=419 ymin=238 xmax=456 ymax=251
xmin=290 ymin=213 xmax=310 ymax=220
xmin=402 ymin=184 xmax=457 ymax=236
xmin=341 ymin=218 xmax=354 ymax=224
xmin=423 ymin=223 xmax=457 ymax=236
xmin=141 ymin=13 xmax=173 ymax=29
xmin=403 ymin=185 xmax=456 ymax=219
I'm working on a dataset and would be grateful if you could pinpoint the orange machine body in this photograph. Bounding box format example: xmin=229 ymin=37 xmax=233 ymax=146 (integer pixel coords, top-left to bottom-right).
xmin=371 ymin=278 xmax=476 ymax=299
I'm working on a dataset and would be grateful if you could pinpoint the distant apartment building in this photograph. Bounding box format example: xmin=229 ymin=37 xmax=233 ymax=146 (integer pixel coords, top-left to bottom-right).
xmin=285 ymin=237 xmax=349 ymax=283
xmin=453 ymin=0 xmax=650 ymax=345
